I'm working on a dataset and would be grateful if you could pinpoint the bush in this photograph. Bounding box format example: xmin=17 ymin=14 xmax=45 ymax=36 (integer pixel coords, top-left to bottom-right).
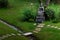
xmin=0 ymin=0 xmax=8 ymax=8
xmin=45 ymin=9 xmax=55 ymax=21
xmin=22 ymin=10 xmax=36 ymax=22
xmin=55 ymin=12 xmax=60 ymax=22
xmin=52 ymin=18 xmax=59 ymax=23
xmin=52 ymin=12 xmax=60 ymax=23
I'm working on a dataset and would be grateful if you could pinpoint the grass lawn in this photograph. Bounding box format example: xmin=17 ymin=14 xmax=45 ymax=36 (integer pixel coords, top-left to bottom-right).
xmin=34 ymin=22 xmax=60 ymax=40
xmin=44 ymin=21 xmax=60 ymax=28
xmin=0 ymin=0 xmax=60 ymax=40
xmin=0 ymin=22 xmax=19 ymax=36
xmin=3 ymin=36 xmax=28 ymax=40
xmin=0 ymin=22 xmax=28 ymax=40
xmin=0 ymin=0 xmax=60 ymax=32
xmin=0 ymin=0 xmax=39 ymax=32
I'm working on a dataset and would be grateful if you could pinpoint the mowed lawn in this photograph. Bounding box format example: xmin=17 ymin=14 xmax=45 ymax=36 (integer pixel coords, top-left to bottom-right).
xmin=3 ymin=36 xmax=28 ymax=40
xmin=0 ymin=22 xmax=28 ymax=40
xmin=1 ymin=0 xmax=60 ymax=40
xmin=0 ymin=0 xmax=39 ymax=32
xmin=36 ymin=4 xmax=60 ymax=40
xmin=0 ymin=22 xmax=18 ymax=36
xmin=35 ymin=22 xmax=60 ymax=40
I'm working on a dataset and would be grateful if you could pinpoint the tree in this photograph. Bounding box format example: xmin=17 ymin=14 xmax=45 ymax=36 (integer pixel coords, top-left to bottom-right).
xmin=51 ymin=0 xmax=60 ymax=4
xmin=45 ymin=0 xmax=50 ymax=8
xmin=39 ymin=0 xmax=50 ymax=8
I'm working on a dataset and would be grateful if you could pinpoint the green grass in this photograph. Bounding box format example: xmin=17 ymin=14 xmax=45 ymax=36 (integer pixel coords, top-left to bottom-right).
xmin=0 ymin=22 xmax=28 ymax=40
xmin=34 ymin=22 xmax=60 ymax=40
xmin=44 ymin=21 xmax=60 ymax=28
xmin=0 ymin=0 xmax=60 ymax=40
xmin=3 ymin=36 xmax=28 ymax=40
xmin=0 ymin=0 xmax=39 ymax=32
xmin=0 ymin=22 xmax=19 ymax=36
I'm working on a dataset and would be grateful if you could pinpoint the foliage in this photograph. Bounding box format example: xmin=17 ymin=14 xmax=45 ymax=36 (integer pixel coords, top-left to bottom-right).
xmin=53 ymin=12 xmax=60 ymax=23
xmin=52 ymin=18 xmax=58 ymax=23
xmin=22 ymin=10 xmax=36 ymax=22
xmin=45 ymin=9 xmax=55 ymax=21
xmin=51 ymin=12 xmax=60 ymax=23
xmin=57 ymin=12 xmax=60 ymax=20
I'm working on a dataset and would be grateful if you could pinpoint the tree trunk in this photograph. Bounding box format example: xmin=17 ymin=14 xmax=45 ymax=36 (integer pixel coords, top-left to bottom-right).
xmin=45 ymin=0 xmax=50 ymax=8
xmin=39 ymin=0 xmax=50 ymax=8
xmin=56 ymin=0 xmax=60 ymax=4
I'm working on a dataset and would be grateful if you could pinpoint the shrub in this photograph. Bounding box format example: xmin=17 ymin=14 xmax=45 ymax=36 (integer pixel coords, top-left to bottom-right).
xmin=22 ymin=10 xmax=35 ymax=22
xmin=52 ymin=12 xmax=60 ymax=23
xmin=55 ymin=12 xmax=60 ymax=22
xmin=45 ymin=9 xmax=55 ymax=21
xmin=52 ymin=18 xmax=59 ymax=23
